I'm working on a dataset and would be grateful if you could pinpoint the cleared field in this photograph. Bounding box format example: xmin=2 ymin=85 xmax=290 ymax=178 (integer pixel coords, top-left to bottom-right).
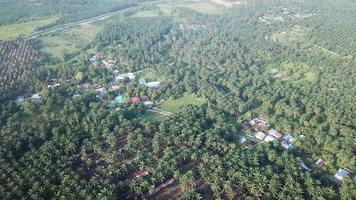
xmin=131 ymin=9 xmax=159 ymax=18
xmin=0 ymin=17 xmax=59 ymax=40
xmin=158 ymin=0 xmax=224 ymax=15
xmin=271 ymin=26 xmax=306 ymax=45
xmin=40 ymin=23 xmax=103 ymax=58
xmin=140 ymin=110 xmax=165 ymax=122
xmin=268 ymin=61 xmax=317 ymax=85
xmin=160 ymin=95 xmax=205 ymax=113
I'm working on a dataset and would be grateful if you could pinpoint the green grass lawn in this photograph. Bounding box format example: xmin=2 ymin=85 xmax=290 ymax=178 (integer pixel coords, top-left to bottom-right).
xmin=158 ymin=0 xmax=223 ymax=15
xmin=140 ymin=110 xmax=164 ymax=122
xmin=160 ymin=95 xmax=205 ymax=113
xmin=131 ymin=9 xmax=159 ymax=18
xmin=0 ymin=16 xmax=59 ymax=40
xmin=268 ymin=61 xmax=317 ymax=85
xmin=40 ymin=23 xmax=103 ymax=58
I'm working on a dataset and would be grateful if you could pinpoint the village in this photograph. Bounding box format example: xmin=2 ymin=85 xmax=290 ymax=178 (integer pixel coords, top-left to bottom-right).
xmin=15 ymin=51 xmax=166 ymax=116
xmin=258 ymin=8 xmax=316 ymax=25
xmin=239 ymin=116 xmax=353 ymax=185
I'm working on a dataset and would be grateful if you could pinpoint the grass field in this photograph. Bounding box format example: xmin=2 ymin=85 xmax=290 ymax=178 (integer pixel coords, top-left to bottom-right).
xmin=268 ymin=61 xmax=316 ymax=85
xmin=0 ymin=17 xmax=59 ymax=40
xmin=160 ymin=95 xmax=205 ymax=113
xmin=131 ymin=9 xmax=159 ymax=18
xmin=40 ymin=23 xmax=103 ymax=58
xmin=158 ymin=0 xmax=224 ymax=15
xmin=140 ymin=110 xmax=164 ymax=122
xmin=271 ymin=26 xmax=306 ymax=45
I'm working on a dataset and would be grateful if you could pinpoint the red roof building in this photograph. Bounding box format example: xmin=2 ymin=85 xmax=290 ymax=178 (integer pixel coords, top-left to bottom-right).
xmin=142 ymin=95 xmax=149 ymax=102
xmin=315 ymin=159 xmax=327 ymax=170
xmin=241 ymin=123 xmax=251 ymax=130
xmin=96 ymin=51 xmax=104 ymax=57
xmin=130 ymin=97 xmax=141 ymax=104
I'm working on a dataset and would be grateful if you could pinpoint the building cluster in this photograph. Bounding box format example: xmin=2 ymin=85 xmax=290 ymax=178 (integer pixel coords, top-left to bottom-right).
xmin=258 ymin=9 xmax=316 ymax=24
xmin=241 ymin=117 xmax=353 ymax=183
xmin=16 ymin=93 xmax=42 ymax=105
xmin=242 ymin=117 xmax=295 ymax=149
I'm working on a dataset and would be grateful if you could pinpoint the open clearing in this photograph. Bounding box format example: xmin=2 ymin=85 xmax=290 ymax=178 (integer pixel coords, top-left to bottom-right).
xmin=0 ymin=17 xmax=59 ymax=40
xmin=160 ymin=95 xmax=205 ymax=113
xmin=140 ymin=110 xmax=165 ymax=122
xmin=158 ymin=0 xmax=224 ymax=15
xmin=268 ymin=61 xmax=316 ymax=85
xmin=271 ymin=25 xmax=306 ymax=45
xmin=131 ymin=9 xmax=160 ymax=18
xmin=40 ymin=23 xmax=104 ymax=58
xmin=210 ymin=0 xmax=242 ymax=8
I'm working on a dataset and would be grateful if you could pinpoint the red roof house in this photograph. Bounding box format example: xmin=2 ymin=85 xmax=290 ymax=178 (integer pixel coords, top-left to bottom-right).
xmin=315 ymin=159 xmax=327 ymax=170
xmin=96 ymin=51 xmax=104 ymax=57
xmin=130 ymin=97 xmax=141 ymax=104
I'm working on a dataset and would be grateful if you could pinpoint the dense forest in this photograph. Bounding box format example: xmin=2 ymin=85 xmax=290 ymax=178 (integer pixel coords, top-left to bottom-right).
xmin=0 ymin=0 xmax=355 ymax=199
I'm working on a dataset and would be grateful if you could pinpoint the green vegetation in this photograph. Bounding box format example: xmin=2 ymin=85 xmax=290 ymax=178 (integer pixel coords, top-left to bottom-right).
xmin=140 ymin=110 xmax=164 ymax=122
xmin=271 ymin=25 xmax=306 ymax=45
xmin=160 ymin=95 xmax=205 ymax=113
xmin=40 ymin=23 xmax=104 ymax=58
xmin=0 ymin=17 xmax=59 ymax=40
xmin=268 ymin=61 xmax=317 ymax=85
xmin=0 ymin=0 xmax=355 ymax=199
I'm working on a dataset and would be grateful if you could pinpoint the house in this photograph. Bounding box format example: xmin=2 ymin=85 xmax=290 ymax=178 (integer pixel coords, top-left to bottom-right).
xmin=30 ymin=94 xmax=41 ymax=104
xmin=300 ymin=162 xmax=312 ymax=171
xmin=254 ymin=122 xmax=267 ymax=132
xmin=139 ymin=78 xmax=147 ymax=85
xmin=115 ymin=73 xmax=135 ymax=81
xmin=95 ymin=86 xmax=106 ymax=93
xmin=249 ymin=117 xmax=267 ymax=126
xmin=255 ymin=131 xmax=266 ymax=140
xmin=15 ymin=96 xmax=25 ymax=105
xmin=110 ymin=85 xmax=120 ymax=91
xmin=130 ymin=97 xmax=141 ymax=104
xmin=283 ymin=134 xmax=295 ymax=143
xmin=102 ymin=60 xmax=116 ymax=69
xmin=115 ymin=95 xmax=126 ymax=104
xmin=239 ymin=136 xmax=247 ymax=144
xmin=315 ymin=159 xmax=327 ymax=170
xmin=134 ymin=170 xmax=149 ymax=179
xmin=139 ymin=78 xmax=161 ymax=88
xmin=264 ymin=135 xmax=276 ymax=142
xmin=241 ymin=123 xmax=251 ymax=130
xmin=143 ymin=101 xmax=154 ymax=108
xmin=268 ymin=129 xmax=282 ymax=139
xmin=95 ymin=51 xmax=104 ymax=58
xmin=334 ymin=168 xmax=351 ymax=181
xmin=47 ymin=79 xmax=60 ymax=89
xmin=281 ymin=134 xmax=294 ymax=149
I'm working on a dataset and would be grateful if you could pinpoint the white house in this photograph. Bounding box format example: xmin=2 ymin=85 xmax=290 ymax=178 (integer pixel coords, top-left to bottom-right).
xmin=268 ymin=129 xmax=282 ymax=139
xmin=145 ymin=81 xmax=160 ymax=88
xmin=334 ymin=168 xmax=351 ymax=181
xmin=255 ymin=132 xmax=266 ymax=140
xmin=264 ymin=135 xmax=276 ymax=142
xmin=30 ymin=94 xmax=41 ymax=104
